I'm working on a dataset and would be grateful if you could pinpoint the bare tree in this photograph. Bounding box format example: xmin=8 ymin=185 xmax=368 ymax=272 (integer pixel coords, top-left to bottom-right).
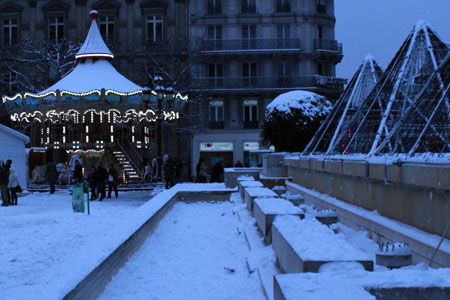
xmin=0 ymin=38 xmax=81 ymax=94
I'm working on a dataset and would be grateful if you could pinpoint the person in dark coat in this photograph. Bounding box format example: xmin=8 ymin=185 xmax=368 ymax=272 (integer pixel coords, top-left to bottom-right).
xmin=74 ymin=160 xmax=83 ymax=183
xmin=95 ymin=164 xmax=107 ymax=201
xmin=0 ymin=160 xmax=11 ymax=206
xmin=87 ymin=166 xmax=97 ymax=200
xmin=163 ymin=157 xmax=176 ymax=189
xmin=210 ymin=161 xmax=224 ymax=183
xmin=45 ymin=161 xmax=58 ymax=194
xmin=107 ymin=164 xmax=119 ymax=198
xmin=235 ymin=160 xmax=243 ymax=168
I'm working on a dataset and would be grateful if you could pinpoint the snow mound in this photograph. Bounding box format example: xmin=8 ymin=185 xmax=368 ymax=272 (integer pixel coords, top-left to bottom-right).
xmin=266 ymin=90 xmax=332 ymax=120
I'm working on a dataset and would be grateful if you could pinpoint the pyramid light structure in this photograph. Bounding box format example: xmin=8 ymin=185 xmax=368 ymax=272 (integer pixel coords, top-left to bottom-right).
xmin=372 ymin=52 xmax=450 ymax=155
xmin=303 ymin=55 xmax=383 ymax=155
xmin=333 ymin=20 xmax=450 ymax=155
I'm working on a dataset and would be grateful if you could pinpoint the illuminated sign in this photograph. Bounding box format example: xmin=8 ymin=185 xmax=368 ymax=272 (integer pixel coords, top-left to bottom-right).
xmin=200 ymin=142 xmax=233 ymax=152
xmin=244 ymin=142 xmax=259 ymax=151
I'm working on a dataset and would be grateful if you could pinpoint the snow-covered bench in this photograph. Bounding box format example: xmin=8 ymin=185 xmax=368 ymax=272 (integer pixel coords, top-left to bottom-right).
xmin=272 ymin=215 xmax=373 ymax=273
xmin=254 ymin=198 xmax=304 ymax=244
xmin=244 ymin=187 xmax=278 ymax=214
xmin=239 ymin=180 xmax=264 ymax=201
xmin=273 ymin=268 xmax=450 ymax=300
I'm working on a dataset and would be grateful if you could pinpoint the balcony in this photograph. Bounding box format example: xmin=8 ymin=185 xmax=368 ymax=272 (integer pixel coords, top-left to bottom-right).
xmin=200 ymin=38 xmax=301 ymax=54
xmin=243 ymin=120 xmax=259 ymax=129
xmin=191 ymin=76 xmax=347 ymax=92
xmin=313 ymin=39 xmax=343 ymax=61
xmin=209 ymin=121 xmax=225 ymax=129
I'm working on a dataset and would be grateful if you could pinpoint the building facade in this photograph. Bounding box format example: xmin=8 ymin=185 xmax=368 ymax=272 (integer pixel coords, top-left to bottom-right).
xmin=0 ymin=0 xmax=345 ymax=178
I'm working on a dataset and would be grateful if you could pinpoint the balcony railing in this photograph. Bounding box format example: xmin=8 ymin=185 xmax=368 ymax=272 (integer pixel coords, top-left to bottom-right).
xmin=191 ymin=76 xmax=347 ymax=91
xmin=200 ymin=38 xmax=300 ymax=52
xmin=314 ymin=39 xmax=342 ymax=53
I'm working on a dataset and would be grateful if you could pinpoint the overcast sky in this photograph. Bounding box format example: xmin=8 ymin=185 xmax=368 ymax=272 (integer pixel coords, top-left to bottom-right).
xmin=335 ymin=0 xmax=450 ymax=80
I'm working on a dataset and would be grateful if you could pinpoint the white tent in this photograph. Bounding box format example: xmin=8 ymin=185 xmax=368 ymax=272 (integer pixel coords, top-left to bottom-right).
xmin=0 ymin=124 xmax=30 ymax=188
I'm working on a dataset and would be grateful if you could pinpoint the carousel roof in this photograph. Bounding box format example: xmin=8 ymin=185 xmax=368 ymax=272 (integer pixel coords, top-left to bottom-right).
xmin=39 ymin=10 xmax=142 ymax=94
xmin=75 ymin=10 xmax=114 ymax=60
xmin=39 ymin=59 xmax=143 ymax=94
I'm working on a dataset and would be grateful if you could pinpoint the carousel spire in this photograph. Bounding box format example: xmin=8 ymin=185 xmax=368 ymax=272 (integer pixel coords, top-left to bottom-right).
xmin=75 ymin=10 xmax=114 ymax=60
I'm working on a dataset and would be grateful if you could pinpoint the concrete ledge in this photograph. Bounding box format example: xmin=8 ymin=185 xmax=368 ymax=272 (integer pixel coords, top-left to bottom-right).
xmin=274 ymin=271 xmax=450 ymax=300
xmin=62 ymin=186 xmax=235 ymax=300
xmin=286 ymin=181 xmax=450 ymax=268
xmin=271 ymin=216 xmax=373 ymax=274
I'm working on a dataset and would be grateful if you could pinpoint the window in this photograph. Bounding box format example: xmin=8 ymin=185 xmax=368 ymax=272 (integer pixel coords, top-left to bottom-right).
xmin=99 ymin=15 xmax=115 ymax=42
xmin=316 ymin=0 xmax=326 ymax=14
xmin=276 ymin=0 xmax=291 ymax=12
xmin=318 ymin=25 xmax=323 ymax=39
xmin=243 ymin=63 xmax=256 ymax=86
xmin=207 ymin=25 xmax=222 ymax=50
xmin=2 ymin=70 xmax=17 ymax=94
xmin=242 ymin=0 xmax=256 ymax=13
xmin=277 ymin=61 xmax=292 ymax=87
xmin=146 ymin=15 xmax=163 ymax=42
xmin=3 ymin=18 xmax=18 ymax=47
xmin=209 ymin=100 xmax=224 ymax=129
xmin=208 ymin=63 xmax=223 ymax=87
xmin=318 ymin=62 xmax=329 ymax=76
xmin=242 ymin=24 xmax=256 ymax=49
xmin=48 ymin=17 xmax=64 ymax=41
xmin=276 ymin=24 xmax=290 ymax=48
xmin=243 ymin=100 xmax=258 ymax=128
xmin=207 ymin=0 xmax=222 ymax=14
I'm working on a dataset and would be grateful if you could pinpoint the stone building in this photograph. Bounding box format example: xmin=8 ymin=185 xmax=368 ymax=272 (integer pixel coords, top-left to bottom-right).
xmin=0 ymin=0 xmax=345 ymax=178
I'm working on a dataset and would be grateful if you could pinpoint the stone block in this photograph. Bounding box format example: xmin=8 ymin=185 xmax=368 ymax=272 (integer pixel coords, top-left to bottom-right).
xmin=224 ymin=168 xmax=260 ymax=188
xmin=342 ymin=161 xmax=367 ymax=178
xmin=324 ymin=160 xmax=342 ymax=174
xmin=244 ymin=187 xmax=278 ymax=214
xmin=239 ymin=180 xmax=263 ymax=201
xmin=254 ymin=198 xmax=304 ymax=244
xmin=271 ymin=216 xmax=373 ymax=274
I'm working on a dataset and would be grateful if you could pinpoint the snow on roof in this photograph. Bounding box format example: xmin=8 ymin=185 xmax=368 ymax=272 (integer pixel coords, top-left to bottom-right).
xmin=266 ymin=90 xmax=331 ymax=120
xmin=75 ymin=11 xmax=113 ymax=60
xmin=39 ymin=59 xmax=142 ymax=94
xmin=0 ymin=124 xmax=30 ymax=143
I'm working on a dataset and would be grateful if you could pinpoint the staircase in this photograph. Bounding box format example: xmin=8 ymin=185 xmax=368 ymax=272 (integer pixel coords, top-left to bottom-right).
xmin=113 ymin=150 xmax=141 ymax=183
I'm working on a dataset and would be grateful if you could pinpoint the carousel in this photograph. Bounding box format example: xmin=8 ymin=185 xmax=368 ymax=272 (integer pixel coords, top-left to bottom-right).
xmin=2 ymin=11 xmax=187 ymax=182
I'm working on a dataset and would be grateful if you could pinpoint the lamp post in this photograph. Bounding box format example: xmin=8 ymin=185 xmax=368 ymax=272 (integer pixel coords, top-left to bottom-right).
xmin=152 ymin=76 xmax=175 ymax=180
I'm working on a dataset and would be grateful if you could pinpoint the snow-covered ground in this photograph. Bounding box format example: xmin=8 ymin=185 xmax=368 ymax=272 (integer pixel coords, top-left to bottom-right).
xmin=0 ymin=189 xmax=159 ymax=300
xmin=97 ymin=201 xmax=265 ymax=300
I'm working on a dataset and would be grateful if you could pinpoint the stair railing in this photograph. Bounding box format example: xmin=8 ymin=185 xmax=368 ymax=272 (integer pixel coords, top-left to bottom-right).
xmin=116 ymin=141 xmax=143 ymax=179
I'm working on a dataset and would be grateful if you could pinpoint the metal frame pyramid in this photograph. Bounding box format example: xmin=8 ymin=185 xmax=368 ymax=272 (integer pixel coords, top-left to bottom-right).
xmin=305 ymin=20 xmax=450 ymax=157
xmin=303 ymin=55 xmax=384 ymax=155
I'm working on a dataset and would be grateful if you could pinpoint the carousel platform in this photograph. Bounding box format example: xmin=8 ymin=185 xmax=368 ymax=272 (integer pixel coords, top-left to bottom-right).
xmin=27 ymin=182 xmax=160 ymax=193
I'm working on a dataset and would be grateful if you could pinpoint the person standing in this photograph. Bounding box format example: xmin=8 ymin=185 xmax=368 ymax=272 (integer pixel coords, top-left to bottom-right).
xmin=107 ymin=164 xmax=119 ymax=198
xmin=0 ymin=160 xmax=11 ymax=206
xmin=8 ymin=167 xmax=19 ymax=205
xmin=96 ymin=164 xmax=107 ymax=201
xmin=45 ymin=161 xmax=58 ymax=194
xmin=87 ymin=166 xmax=97 ymax=200
xmin=74 ymin=160 xmax=83 ymax=183
xmin=163 ymin=157 xmax=176 ymax=189
xmin=199 ymin=159 xmax=208 ymax=183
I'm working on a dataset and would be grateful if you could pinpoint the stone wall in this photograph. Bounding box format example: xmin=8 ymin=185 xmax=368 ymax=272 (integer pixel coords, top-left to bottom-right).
xmin=285 ymin=157 xmax=450 ymax=239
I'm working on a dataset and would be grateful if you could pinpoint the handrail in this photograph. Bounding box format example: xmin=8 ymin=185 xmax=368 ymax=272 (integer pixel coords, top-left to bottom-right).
xmin=116 ymin=141 xmax=143 ymax=178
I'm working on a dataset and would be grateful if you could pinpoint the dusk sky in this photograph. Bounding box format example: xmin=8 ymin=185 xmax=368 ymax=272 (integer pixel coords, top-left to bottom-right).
xmin=335 ymin=0 xmax=450 ymax=80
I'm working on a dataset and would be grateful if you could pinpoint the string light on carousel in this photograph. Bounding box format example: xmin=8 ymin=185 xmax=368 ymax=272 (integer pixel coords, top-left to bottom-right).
xmin=2 ymin=10 xmax=187 ymax=182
